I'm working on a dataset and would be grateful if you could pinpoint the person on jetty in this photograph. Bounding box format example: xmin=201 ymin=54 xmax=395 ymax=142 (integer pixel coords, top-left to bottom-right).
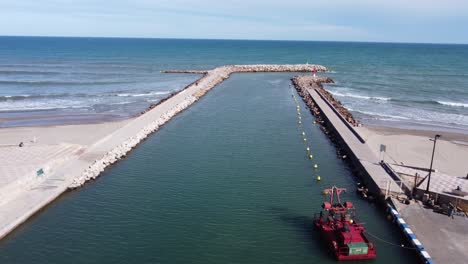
xmin=448 ymin=202 xmax=455 ymax=219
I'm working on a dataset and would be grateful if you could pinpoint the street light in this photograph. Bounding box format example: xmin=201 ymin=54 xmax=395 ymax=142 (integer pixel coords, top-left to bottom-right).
xmin=425 ymin=134 xmax=441 ymax=193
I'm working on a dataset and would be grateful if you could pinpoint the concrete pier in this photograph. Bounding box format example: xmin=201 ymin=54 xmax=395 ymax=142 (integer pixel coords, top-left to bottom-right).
xmin=292 ymin=75 xmax=402 ymax=196
xmin=292 ymin=74 xmax=468 ymax=264
xmin=0 ymin=64 xmax=327 ymax=240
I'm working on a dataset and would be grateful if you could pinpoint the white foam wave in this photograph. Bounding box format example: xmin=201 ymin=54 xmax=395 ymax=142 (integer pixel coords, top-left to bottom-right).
xmin=1 ymin=94 xmax=31 ymax=98
xmin=0 ymin=98 xmax=88 ymax=111
xmin=0 ymin=105 xmax=83 ymax=111
xmin=116 ymin=91 xmax=170 ymax=97
xmin=354 ymin=110 xmax=411 ymax=120
xmin=328 ymin=90 xmax=390 ymax=101
xmin=437 ymin=101 xmax=468 ymax=108
xmin=107 ymin=101 xmax=134 ymax=105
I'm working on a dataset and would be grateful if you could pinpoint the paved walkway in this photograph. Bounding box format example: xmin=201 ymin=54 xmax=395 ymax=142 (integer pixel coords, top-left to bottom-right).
xmin=305 ymin=87 xmax=402 ymax=194
xmin=394 ymin=200 xmax=468 ymax=264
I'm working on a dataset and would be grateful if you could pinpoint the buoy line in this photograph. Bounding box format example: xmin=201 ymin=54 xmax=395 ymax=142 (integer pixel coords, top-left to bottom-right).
xmin=290 ymin=84 xmax=321 ymax=181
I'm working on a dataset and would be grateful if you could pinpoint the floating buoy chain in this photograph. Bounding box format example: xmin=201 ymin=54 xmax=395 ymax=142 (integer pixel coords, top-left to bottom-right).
xmin=291 ymin=85 xmax=321 ymax=180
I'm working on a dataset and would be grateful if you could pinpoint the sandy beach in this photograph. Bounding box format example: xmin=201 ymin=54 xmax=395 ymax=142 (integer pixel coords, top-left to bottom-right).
xmin=359 ymin=125 xmax=468 ymax=177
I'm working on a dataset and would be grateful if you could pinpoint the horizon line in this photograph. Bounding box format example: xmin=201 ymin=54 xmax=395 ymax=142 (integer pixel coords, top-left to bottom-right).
xmin=1 ymin=34 xmax=467 ymax=46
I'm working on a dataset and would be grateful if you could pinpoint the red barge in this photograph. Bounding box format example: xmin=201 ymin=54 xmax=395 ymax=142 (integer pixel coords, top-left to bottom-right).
xmin=314 ymin=186 xmax=377 ymax=261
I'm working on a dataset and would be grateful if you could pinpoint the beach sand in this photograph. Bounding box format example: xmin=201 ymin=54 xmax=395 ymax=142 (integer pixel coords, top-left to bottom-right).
xmin=0 ymin=120 xmax=130 ymax=146
xmin=359 ymin=125 xmax=468 ymax=177
xmin=0 ymin=120 xmax=130 ymax=207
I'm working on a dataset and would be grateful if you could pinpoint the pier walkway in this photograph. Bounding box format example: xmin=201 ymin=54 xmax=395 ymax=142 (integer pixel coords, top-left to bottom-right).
xmin=294 ymin=76 xmax=403 ymax=195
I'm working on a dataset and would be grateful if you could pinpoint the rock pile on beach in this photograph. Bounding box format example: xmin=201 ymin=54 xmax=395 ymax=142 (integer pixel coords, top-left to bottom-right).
xmin=292 ymin=75 xmax=359 ymax=126
xmin=69 ymin=64 xmax=329 ymax=189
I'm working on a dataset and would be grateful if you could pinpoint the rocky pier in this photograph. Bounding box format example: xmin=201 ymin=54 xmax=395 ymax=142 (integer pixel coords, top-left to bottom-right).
xmin=69 ymin=64 xmax=328 ymax=188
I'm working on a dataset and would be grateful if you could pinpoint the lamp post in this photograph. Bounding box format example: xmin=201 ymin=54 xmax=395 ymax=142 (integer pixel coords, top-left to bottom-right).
xmin=425 ymin=134 xmax=441 ymax=193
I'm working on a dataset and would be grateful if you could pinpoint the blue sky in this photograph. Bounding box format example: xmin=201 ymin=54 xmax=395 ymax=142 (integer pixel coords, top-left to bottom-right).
xmin=1 ymin=0 xmax=468 ymax=43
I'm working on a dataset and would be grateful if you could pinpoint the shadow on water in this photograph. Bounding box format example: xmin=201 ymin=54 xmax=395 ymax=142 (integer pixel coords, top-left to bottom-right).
xmin=268 ymin=206 xmax=332 ymax=259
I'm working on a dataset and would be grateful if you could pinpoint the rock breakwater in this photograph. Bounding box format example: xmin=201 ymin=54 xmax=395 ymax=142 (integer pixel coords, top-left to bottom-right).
xmin=69 ymin=95 xmax=197 ymax=188
xmin=69 ymin=64 xmax=327 ymax=189
xmin=292 ymin=75 xmax=359 ymax=126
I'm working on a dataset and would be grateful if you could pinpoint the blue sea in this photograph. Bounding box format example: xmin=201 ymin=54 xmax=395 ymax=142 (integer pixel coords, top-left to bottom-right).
xmin=0 ymin=37 xmax=467 ymax=131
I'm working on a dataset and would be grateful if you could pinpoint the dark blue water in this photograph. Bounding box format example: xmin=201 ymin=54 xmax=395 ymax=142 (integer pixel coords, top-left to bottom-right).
xmin=0 ymin=37 xmax=467 ymax=130
xmin=0 ymin=73 xmax=419 ymax=263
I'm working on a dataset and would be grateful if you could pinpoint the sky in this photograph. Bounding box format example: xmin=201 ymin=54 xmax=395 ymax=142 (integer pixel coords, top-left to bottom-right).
xmin=1 ymin=0 xmax=468 ymax=44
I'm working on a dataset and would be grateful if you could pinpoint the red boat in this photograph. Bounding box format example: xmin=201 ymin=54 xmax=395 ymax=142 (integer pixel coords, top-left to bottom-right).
xmin=314 ymin=186 xmax=377 ymax=261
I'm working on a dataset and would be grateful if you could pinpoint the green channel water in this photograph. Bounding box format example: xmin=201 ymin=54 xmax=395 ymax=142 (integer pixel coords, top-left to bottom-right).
xmin=0 ymin=73 xmax=419 ymax=263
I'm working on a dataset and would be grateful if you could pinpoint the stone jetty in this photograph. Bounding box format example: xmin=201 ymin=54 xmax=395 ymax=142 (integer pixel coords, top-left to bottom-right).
xmin=291 ymin=74 xmax=400 ymax=195
xmin=292 ymin=75 xmax=359 ymax=126
xmin=68 ymin=64 xmax=327 ymax=188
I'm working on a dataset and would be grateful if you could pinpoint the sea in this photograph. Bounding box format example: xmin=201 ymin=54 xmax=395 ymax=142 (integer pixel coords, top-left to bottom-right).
xmin=0 ymin=37 xmax=467 ymax=131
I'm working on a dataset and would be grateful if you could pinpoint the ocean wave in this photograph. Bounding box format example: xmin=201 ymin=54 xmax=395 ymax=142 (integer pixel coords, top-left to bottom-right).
xmin=106 ymin=101 xmax=135 ymax=106
xmin=116 ymin=91 xmax=170 ymax=97
xmin=328 ymin=90 xmax=391 ymax=101
xmin=0 ymin=80 xmax=132 ymax=86
xmin=0 ymin=90 xmax=171 ymax=101
xmin=352 ymin=107 xmax=468 ymax=127
xmin=437 ymin=101 xmax=468 ymax=108
xmin=0 ymin=104 xmax=85 ymax=112
xmin=353 ymin=110 xmax=411 ymax=120
xmin=0 ymin=93 xmax=85 ymax=101
xmin=0 ymin=70 xmax=61 ymax=75
xmin=0 ymin=94 xmax=48 ymax=101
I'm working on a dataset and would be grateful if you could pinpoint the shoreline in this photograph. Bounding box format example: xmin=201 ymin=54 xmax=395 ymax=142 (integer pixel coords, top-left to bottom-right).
xmin=363 ymin=124 xmax=468 ymax=143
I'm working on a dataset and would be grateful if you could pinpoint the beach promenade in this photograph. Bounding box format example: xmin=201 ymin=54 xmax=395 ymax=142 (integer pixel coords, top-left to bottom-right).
xmin=0 ymin=64 xmax=326 ymax=240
